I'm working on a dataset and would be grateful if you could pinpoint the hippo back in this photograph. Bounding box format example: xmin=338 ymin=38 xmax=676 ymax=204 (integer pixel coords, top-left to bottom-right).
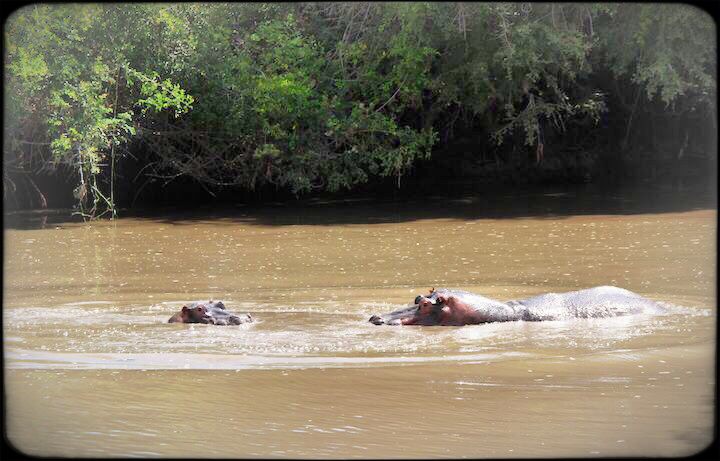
xmin=516 ymin=286 xmax=666 ymax=320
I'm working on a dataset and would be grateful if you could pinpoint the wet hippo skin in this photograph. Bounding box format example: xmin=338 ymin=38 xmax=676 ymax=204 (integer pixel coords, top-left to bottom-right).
xmin=168 ymin=300 xmax=253 ymax=325
xmin=369 ymin=286 xmax=667 ymax=326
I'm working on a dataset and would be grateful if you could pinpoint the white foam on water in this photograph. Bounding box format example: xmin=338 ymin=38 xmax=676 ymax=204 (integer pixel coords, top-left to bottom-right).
xmin=4 ymin=299 xmax=708 ymax=370
xmin=655 ymin=301 xmax=711 ymax=317
xmin=60 ymin=301 xmax=115 ymax=306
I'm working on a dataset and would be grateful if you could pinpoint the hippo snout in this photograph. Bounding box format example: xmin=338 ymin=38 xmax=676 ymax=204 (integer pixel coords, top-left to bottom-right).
xmin=369 ymin=315 xmax=385 ymax=325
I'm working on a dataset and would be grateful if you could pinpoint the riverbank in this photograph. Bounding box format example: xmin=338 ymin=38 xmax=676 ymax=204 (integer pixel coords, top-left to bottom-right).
xmin=5 ymin=180 xmax=717 ymax=231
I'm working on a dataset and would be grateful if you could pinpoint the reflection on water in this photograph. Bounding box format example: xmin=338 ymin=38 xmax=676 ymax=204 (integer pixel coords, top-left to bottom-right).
xmin=3 ymin=188 xmax=716 ymax=458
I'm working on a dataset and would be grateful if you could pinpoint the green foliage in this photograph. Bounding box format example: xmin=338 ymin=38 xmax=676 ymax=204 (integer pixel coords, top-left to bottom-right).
xmin=127 ymin=69 xmax=194 ymax=116
xmin=137 ymin=3 xmax=440 ymax=195
xmin=4 ymin=3 xmax=716 ymax=213
xmin=598 ymin=4 xmax=715 ymax=107
xmin=5 ymin=4 xmax=195 ymax=218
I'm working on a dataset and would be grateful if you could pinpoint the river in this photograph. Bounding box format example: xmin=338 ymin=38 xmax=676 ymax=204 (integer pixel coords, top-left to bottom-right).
xmin=4 ymin=185 xmax=716 ymax=457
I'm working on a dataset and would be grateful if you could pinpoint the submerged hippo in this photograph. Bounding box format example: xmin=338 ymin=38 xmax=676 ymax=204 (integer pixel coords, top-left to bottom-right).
xmin=168 ymin=300 xmax=252 ymax=325
xmin=369 ymin=286 xmax=666 ymax=326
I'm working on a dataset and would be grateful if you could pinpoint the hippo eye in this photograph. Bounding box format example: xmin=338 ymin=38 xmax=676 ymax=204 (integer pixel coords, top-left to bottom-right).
xmin=196 ymin=307 xmax=203 ymax=312
xmin=414 ymin=295 xmax=422 ymax=304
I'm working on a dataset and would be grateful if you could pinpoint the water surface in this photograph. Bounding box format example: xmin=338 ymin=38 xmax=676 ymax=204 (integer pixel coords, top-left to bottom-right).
xmin=4 ymin=187 xmax=716 ymax=457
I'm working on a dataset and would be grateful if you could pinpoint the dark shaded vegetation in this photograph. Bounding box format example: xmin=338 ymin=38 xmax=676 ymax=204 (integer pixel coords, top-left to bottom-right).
xmin=4 ymin=3 xmax=716 ymax=218
xmin=5 ymin=182 xmax=715 ymax=231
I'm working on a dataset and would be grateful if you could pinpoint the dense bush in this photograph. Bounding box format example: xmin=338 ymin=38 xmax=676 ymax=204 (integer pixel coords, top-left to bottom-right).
xmin=4 ymin=3 xmax=715 ymax=217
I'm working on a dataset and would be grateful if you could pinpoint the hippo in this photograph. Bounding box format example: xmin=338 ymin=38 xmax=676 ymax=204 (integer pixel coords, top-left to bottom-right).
xmin=369 ymin=286 xmax=666 ymax=326
xmin=168 ymin=300 xmax=252 ymax=325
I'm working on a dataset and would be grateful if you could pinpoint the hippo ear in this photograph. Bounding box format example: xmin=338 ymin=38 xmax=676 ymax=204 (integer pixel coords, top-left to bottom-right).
xmin=429 ymin=287 xmax=435 ymax=294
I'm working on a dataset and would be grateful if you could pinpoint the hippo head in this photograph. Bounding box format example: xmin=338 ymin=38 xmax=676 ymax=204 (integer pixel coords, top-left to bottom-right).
xmin=172 ymin=304 xmax=214 ymax=324
xmin=369 ymin=292 xmax=445 ymax=326
xmin=168 ymin=300 xmax=253 ymax=325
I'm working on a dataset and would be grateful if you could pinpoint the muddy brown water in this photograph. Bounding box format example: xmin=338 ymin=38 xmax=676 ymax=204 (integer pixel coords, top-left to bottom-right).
xmin=4 ymin=188 xmax=716 ymax=458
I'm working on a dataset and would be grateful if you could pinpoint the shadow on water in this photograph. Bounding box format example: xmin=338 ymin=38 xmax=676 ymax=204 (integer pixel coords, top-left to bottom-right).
xmin=4 ymin=182 xmax=716 ymax=230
